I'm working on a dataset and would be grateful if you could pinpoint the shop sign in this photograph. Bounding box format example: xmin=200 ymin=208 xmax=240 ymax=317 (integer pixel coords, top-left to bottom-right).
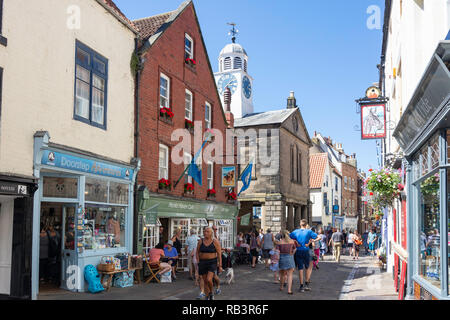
xmin=360 ymin=104 xmax=386 ymax=140
xmin=222 ymin=166 xmax=236 ymax=187
xmin=0 ymin=181 xmax=29 ymax=196
xmin=343 ymin=216 xmax=358 ymax=230
xmin=332 ymin=205 xmax=339 ymax=214
xmin=41 ymin=149 xmax=134 ymax=181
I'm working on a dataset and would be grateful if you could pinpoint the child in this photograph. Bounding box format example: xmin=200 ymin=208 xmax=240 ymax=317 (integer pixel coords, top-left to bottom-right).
xmin=269 ymin=248 xmax=280 ymax=284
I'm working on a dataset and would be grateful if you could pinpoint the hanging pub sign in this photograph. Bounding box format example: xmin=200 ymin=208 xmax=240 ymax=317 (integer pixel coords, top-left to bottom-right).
xmin=360 ymin=103 xmax=386 ymax=140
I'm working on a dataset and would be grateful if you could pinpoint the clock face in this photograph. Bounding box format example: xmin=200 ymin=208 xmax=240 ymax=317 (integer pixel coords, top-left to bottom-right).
xmin=242 ymin=76 xmax=252 ymax=99
xmin=218 ymin=74 xmax=238 ymax=95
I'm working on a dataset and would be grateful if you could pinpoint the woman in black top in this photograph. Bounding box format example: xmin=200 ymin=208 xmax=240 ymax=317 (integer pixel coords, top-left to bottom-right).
xmin=171 ymin=228 xmax=182 ymax=274
xmin=196 ymin=227 xmax=222 ymax=300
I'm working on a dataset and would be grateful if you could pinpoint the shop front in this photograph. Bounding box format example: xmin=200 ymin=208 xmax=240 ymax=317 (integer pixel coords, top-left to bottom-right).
xmin=393 ymin=42 xmax=450 ymax=300
xmin=32 ymin=134 xmax=139 ymax=299
xmin=0 ymin=176 xmax=36 ymax=299
xmin=137 ymin=187 xmax=238 ymax=271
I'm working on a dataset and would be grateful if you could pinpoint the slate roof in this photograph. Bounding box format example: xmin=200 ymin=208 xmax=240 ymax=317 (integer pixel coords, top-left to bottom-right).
xmin=309 ymin=153 xmax=328 ymax=189
xmin=234 ymin=108 xmax=298 ymax=127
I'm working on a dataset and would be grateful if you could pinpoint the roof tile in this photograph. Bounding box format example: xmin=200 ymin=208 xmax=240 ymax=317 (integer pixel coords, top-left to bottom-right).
xmin=309 ymin=153 xmax=328 ymax=189
xmin=133 ymin=12 xmax=174 ymax=40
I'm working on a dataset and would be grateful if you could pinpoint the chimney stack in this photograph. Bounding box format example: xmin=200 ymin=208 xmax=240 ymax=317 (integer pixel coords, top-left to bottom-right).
xmin=287 ymin=91 xmax=297 ymax=109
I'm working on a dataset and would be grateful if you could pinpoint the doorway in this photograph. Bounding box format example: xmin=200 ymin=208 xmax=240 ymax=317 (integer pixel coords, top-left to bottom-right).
xmin=39 ymin=203 xmax=77 ymax=293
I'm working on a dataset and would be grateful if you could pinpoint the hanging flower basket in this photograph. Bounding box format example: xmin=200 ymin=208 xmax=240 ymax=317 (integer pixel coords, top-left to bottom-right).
xmin=184 ymin=183 xmax=194 ymax=194
xmin=420 ymin=173 xmax=440 ymax=197
xmin=207 ymin=189 xmax=216 ymax=198
xmin=366 ymin=168 xmax=402 ymax=209
xmin=185 ymin=119 xmax=194 ymax=130
xmin=160 ymin=107 xmax=174 ymax=120
xmin=185 ymin=58 xmax=196 ymax=66
xmin=158 ymin=178 xmax=171 ymax=190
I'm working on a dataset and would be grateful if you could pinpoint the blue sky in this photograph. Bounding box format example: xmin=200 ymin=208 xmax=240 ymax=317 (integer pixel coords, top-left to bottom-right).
xmin=115 ymin=0 xmax=385 ymax=173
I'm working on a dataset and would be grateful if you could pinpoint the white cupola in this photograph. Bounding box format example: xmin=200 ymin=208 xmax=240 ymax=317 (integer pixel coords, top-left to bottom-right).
xmin=214 ymin=24 xmax=254 ymax=119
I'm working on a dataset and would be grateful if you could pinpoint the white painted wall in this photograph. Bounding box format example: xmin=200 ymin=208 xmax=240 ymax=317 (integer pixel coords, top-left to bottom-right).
xmin=0 ymin=197 xmax=14 ymax=295
xmin=0 ymin=0 xmax=136 ymax=177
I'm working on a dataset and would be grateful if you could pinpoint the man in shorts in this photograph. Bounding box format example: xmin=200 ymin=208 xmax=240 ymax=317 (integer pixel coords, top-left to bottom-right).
xmin=290 ymin=219 xmax=317 ymax=292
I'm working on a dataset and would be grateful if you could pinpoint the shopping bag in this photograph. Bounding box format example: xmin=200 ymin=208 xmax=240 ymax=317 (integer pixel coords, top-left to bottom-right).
xmin=160 ymin=270 xmax=172 ymax=283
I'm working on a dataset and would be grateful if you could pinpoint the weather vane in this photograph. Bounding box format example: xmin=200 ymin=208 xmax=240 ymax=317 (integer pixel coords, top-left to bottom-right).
xmin=227 ymin=22 xmax=238 ymax=43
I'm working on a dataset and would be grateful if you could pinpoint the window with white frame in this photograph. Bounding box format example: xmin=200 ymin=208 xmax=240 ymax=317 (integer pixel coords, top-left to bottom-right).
xmin=185 ymin=33 xmax=194 ymax=59
xmin=184 ymin=153 xmax=192 ymax=184
xmin=214 ymin=220 xmax=233 ymax=249
xmin=160 ymin=73 xmax=170 ymax=108
xmin=185 ymin=89 xmax=193 ymax=120
xmin=143 ymin=223 xmax=160 ymax=253
xmin=207 ymin=161 xmax=214 ymax=190
xmin=159 ymin=144 xmax=169 ymax=180
xmin=205 ymin=102 xmax=212 ymax=129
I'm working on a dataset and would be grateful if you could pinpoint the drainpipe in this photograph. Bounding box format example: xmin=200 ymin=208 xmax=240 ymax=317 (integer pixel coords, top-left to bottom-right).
xmin=133 ymin=37 xmax=142 ymax=254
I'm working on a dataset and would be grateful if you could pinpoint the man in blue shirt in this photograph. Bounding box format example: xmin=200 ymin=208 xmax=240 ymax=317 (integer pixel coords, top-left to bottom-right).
xmin=290 ymin=219 xmax=317 ymax=292
xmin=164 ymin=240 xmax=179 ymax=280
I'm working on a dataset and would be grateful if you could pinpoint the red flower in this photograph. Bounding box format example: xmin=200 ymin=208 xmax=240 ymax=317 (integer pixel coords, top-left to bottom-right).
xmin=160 ymin=108 xmax=167 ymax=114
xmin=191 ymin=59 xmax=196 ymax=65
xmin=369 ymin=192 xmax=374 ymax=196
xmin=398 ymin=183 xmax=404 ymax=191
xmin=184 ymin=183 xmax=194 ymax=192
xmin=369 ymin=169 xmax=373 ymax=172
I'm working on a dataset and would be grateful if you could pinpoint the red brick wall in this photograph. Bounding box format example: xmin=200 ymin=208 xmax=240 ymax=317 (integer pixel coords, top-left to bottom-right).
xmin=137 ymin=4 xmax=231 ymax=204
xmin=342 ymin=162 xmax=358 ymax=217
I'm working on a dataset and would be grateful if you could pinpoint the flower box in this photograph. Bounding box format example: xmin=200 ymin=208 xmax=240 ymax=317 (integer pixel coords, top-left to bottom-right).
xmin=158 ymin=179 xmax=171 ymax=190
xmin=207 ymin=189 xmax=216 ymax=198
xmin=160 ymin=107 xmax=174 ymax=121
xmin=185 ymin=58 xmax=196 ymax=67
xmin=184 ymin=183 xmax=194 ymax=194
xmin=185 ymin=119 xmax=194 ymax=132
xmin=226 ymin=191 xmax=237 ymax=201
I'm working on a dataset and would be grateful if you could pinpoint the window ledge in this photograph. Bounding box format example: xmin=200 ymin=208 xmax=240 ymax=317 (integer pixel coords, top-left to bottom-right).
xmin=159 ymin=116 xmax=173 ymax=126
xmin=0 ymin=35 xmax=7 ymax=47
xmin=184 ymin=62 xmax=197 ymax=73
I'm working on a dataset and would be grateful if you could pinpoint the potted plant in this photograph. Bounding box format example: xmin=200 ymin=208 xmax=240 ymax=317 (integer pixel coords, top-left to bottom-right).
xmin=365 ymin=168 xmax=402 ymax=209
xmin=184 ymin=183 xmax=194 ymax=194
xmin=158 ymin=178 xmax=171 ymax=190
xmin=207 ymin=188 xmax=216 ymax=198
xmin=226 ymin=190 xmax=237 ymax=201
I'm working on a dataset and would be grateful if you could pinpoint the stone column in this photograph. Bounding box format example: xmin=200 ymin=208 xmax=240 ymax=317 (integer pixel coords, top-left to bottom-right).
xmin=294 ymin=206 xmax=301 ymax=230
xmin=264 ymin=194 xmax=285 ymax=233
xmin=287 ymin=204 xmax=294 ymax=231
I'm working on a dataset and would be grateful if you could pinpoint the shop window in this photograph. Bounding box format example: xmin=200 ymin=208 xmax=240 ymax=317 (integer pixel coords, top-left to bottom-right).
xmin=43 ymin=177 xmax=78 ymax=199
xmin=85 ymin=177 xmax=108 ymax=203
xmin=205 ymin=102 xmax=212 ymax=129
xmin=215 ymin=220 xmax=233 ymax=249
xmin=419 ymin=171 xmax=441 ymax=289
xmin=74 ymin=41 xmax=108 ymax=129
xmin=430 ymin=134 xmax=440 ymax=170
xmin=109 ymin=182 xmax=129 ymax=205
xmin=160 ymin=73 xmax=170 ymax=109
xmin=185 ymin=89 xmax=193 ymax=121
xmin=81 ymin=205 xmax=126 ymax=250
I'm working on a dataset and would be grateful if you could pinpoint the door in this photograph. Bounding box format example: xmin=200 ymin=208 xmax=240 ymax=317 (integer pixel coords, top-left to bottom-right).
xmin=61 ymin=205 xmax=78 ymax=291
xmin=171 ymin=219 xmax=190 ymax=271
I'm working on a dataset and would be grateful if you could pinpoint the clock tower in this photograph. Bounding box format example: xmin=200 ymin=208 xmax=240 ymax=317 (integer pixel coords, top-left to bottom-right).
xmin=214 ymin=24 xmax=254 ymax=119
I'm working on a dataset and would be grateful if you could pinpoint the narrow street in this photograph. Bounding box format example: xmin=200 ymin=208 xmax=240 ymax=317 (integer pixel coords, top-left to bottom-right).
xmin=38 ymin=253 xmax=397 ymax=301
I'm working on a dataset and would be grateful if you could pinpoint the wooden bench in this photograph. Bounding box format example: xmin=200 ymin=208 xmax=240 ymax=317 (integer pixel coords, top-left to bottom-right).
xmin=98 ymin=268 xmax=142 ymax=291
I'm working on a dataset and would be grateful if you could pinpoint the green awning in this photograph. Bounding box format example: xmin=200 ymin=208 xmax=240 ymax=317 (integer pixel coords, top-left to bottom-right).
xmin=138 ymin=187 xmax=238 ymax=220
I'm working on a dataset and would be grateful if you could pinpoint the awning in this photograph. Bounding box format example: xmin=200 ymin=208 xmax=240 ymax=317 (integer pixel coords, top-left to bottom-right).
xmin=138 ymin=187 xmax=238 ymax=220
xmin=393 ymin=41 xmax=450 ymax=155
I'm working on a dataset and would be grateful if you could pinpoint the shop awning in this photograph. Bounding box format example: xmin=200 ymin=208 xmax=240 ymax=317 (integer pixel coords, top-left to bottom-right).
xmin=393 ymin=41 xmax=450 ymax=155
xmin=138 ymin=187 xmax=238 ymax=220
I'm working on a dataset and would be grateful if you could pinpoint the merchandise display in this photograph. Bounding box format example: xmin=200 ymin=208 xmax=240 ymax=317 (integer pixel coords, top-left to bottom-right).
xmin=113 ymin=270 xmax=135 ymax=288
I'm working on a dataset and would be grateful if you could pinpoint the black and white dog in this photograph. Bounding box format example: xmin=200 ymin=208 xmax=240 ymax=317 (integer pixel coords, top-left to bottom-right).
xmin=221 ymin=250 xmax=235 ymax=285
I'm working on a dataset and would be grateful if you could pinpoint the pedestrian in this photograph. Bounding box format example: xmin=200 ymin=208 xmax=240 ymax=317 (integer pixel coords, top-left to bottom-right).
xmin=196 ymin=227 xmax=222 ymax=300
xmin=276 ymin=230 xmax=297 ymax=295
xmin=328 ymin=228 xmax=344 ymax=263
xmin=362 ymin=230 xmax=369 ymax=255
xmin=318 ymin=229 xmax=327 ymax=261
xmin=164 ymin=240 xmax=179 ymax=281
xmin=290 ymin=219 xmax=318 ymax=292
xmin=275 ymin=229 xmax=283 ymax=241
xmin=342 ymin=229 xmax=348 ymax=255
xmin=368 ymin=228 xmax=377 ymax=257
xmin=185 ymin=229 xmax=200 ymax=281
xmin=212 ymin=225 xmax=222 ymax=296
xmin=269 ymin=247 xmax=280 ymax=284
xmin=39 ymin=224 xmax=49 ymax=284
xmin=353 ymin=231 xmax=362 ymax=260
xmin=311 ymin=228 xmax=321 ymax=269
xmin=348 ymin=229 xmax=354 ymax=258
xmin=171 ymin=228 xmax=183 ymax=277
xmin=261 ymin=229 xmax=275 ymax=268
xmin=249 ymin=230 xmax=261 ymax=268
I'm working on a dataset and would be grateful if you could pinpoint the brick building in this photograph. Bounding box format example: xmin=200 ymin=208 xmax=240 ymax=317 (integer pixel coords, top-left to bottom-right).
xmin=133 ymin=0 xmax=238 ymax=270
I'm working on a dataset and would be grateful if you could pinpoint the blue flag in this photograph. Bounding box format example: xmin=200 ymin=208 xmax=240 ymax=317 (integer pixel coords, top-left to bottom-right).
xmin=238 ymin=162 xmax=253 ymax=196
xmin=188 ymin=140 xmax=208 ymax=186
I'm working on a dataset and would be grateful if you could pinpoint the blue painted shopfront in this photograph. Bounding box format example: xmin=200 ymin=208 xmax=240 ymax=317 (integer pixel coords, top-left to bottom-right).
xmin=31 ymin=133 xmax=139 ymax=299
xmin=393 ymin=42 xmax=450 ymax=300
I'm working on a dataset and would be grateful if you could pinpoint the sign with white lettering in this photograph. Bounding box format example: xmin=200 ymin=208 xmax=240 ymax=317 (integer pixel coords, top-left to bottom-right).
xmin=0 ymin=181 xmax=29 ymax=196
xmin=41 ymin=150 xmax=133 ymax=181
